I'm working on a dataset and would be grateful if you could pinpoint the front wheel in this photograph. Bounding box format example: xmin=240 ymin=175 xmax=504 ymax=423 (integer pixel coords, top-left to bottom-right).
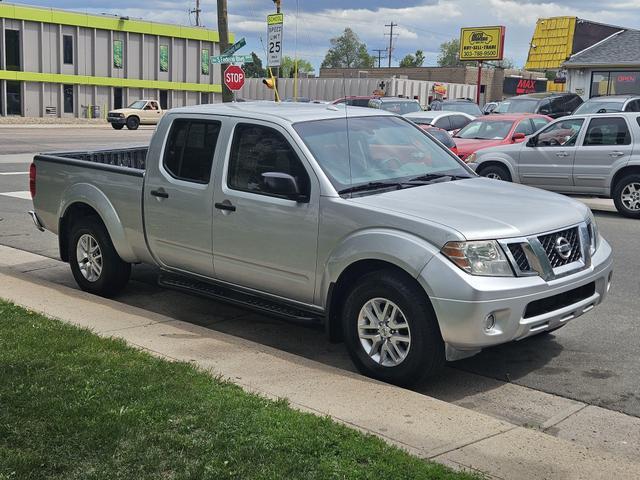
xmin=612 ymin=174 xmax=640 ymax=219
xmin=68 ymin=216 xmax=131 ymax=297
xmin=111 ymin=123 xmax=124 ymax=130
xmin=342 ymin=270 xmax=445 ymax=386
xmin=126 ymin=116 xmax=140 ymax=130
xmin=478 ymin=164 xmax=511 ymax=181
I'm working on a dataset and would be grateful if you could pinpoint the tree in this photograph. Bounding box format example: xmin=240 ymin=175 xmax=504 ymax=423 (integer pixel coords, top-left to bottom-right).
xmin=437 ymin=39 xmax=465 ymax=67
xmin=321 ymin=28 xmax=375 ymax=69
xmin=279 ymin=56 xmax=315 ymax=78
xmin=399 ymin=50 xmax=425 ymax=68
xmin=491 ymin=58 xmax=514 ymax=69
xmin=244 ymin=52 xmax=266 ymax=78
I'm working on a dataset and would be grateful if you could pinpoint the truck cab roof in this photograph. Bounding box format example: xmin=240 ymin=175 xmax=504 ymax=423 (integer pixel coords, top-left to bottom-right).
xmin=168 ymin=101 xmax=395 ymax=125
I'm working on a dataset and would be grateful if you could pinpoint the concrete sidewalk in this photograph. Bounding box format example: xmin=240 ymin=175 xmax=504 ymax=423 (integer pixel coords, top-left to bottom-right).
xmin=1 ymin=251 xmax=639 ymax=479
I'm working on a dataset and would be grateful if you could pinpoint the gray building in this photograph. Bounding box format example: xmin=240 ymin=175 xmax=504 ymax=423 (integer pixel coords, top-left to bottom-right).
xmin=563 ymin=29 xmax=640 ymax=100
xmin=0 ymin=2 xmax=224 ymax=118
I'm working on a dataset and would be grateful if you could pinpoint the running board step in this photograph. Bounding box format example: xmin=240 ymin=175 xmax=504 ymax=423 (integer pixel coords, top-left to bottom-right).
xmin=158 ymin=273 xmax=323 ymax=323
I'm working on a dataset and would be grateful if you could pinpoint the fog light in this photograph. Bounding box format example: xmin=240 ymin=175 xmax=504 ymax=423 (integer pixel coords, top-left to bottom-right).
xmin=484 ymin=314 xmax=496 ymax=331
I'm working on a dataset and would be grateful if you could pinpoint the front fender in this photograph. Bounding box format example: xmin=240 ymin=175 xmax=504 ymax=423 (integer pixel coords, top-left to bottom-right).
xmin=59 ymin=183 xmax=137 ymax=262
xmin=472 ymin=152 xmax=518 ymax=181
xmin=317 ymin=228 xmax=441 ymax=307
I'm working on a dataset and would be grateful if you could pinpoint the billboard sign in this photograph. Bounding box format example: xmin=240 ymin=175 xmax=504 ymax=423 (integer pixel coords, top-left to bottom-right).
xmin=113 ymin=39 xmax=123 ymax=68
xmin=503 ymin=77 xmax=547 ymax=95
xmin=459 ymin=26 xmax=505 ymax=61
xmin=159 ymin=45 xmax=169 ymax=72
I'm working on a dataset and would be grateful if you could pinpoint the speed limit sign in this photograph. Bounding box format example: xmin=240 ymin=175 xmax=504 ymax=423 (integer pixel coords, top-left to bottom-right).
xmin=267 ymin=13 xmax=283 ymax=67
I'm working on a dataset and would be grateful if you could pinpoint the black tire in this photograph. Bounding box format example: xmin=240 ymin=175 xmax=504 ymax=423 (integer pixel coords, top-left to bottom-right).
xmin=478 ymin=164 xmax=512 ymax=182
xmin=612 ymin=174 xmax=640 ymax=219
xmin=68 ymin=216 xmax=131 ymax=297
xmin=111 ymin=123 xmax=124 ymax=130
xmin=342 ymin=269 xmax=445 ymax=387
xmin=126 ymin=116 xmax=140 ymax=130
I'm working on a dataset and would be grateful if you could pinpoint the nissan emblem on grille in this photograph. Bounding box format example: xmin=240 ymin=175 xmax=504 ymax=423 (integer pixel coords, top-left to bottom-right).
xmin=554 ymin=236 xmax=573 ymax=260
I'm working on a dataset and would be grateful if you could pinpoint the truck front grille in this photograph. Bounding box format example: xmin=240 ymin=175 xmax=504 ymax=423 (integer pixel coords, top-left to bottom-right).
xmin=538 ymin=227 xmax=581 ymax=268
xmin=524 ymin=282 xmax=595 ymax=318
xmin=507 ymin=244 xmax=532 ymax=272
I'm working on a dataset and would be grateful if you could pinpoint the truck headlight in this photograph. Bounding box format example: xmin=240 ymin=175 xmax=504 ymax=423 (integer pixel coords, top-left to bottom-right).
xmin=442 ymin=240 xmax=514 ymax=277
xmin=587 ymin=212 xmax=599 ymax=255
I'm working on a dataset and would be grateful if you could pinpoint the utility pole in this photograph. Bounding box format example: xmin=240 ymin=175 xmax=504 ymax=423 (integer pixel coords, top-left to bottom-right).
xmin=372 ymin=49 xmax=386 ymax=69
xmin=190 ymin=0 xmax=202 ymax=27
xmin=385 ymin=22 xmax=398 ymax=68
xmin=217 ymin=0 xmax=233 ymax=102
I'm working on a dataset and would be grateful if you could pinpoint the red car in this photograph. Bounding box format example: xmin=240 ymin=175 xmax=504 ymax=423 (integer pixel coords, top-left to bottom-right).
xmin=453 ymin=114 xmax=551 ymax=161
xmin=419 ymin=125 xmax=459 ymax=156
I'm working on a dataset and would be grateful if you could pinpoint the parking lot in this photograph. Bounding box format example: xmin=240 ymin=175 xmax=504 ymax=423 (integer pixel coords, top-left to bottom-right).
xmin=1 ymin=125 xmax=638 ymax=420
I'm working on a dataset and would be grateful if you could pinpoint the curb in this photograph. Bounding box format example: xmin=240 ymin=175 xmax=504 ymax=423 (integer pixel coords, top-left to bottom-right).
xmin=1 ymin=252 xmax=639 ymax=478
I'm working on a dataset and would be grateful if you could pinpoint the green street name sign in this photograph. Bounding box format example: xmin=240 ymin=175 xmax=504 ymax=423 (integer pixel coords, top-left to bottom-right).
xmin=222 ymin=37 xmax=246 ymax=56
xmin=211 ymin=54 xmax=253 ymax=64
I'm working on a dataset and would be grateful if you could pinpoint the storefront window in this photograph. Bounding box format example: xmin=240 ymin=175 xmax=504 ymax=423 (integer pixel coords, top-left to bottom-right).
xmin=590 ymin=71 xmax=640 ymax=97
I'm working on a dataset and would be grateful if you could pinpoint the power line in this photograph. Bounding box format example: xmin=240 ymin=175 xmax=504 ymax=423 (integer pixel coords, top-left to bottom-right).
xmin=384 ymin=22 xmax=398 ymax=68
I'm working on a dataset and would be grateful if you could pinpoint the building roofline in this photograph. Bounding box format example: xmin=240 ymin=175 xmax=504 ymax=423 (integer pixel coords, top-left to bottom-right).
xmin=0 ymin=2 xmax=230 ymax=43
xmin=564 ymin=29 xmax=625 ymax=64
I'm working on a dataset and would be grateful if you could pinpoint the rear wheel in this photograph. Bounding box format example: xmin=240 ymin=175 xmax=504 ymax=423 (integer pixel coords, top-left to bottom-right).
xmin=68 ymin=216 xmax=131 ymax=297
xmin=342 ymin=269 xmax=445 ymax=386
xmin=479 ymin=164 xmax=511 ymax=181
xmin=612 ymin=174 xmax=640 ymax=219
xmin=126 ymin=116 xmax=140 ymax=130
xmin=111 ymin=123 xmax=124 ymax=130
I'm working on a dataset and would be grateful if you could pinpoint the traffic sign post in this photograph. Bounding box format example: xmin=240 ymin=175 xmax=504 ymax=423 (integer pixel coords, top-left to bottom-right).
xmin=267 ymin=13 xmax=283 ymax=67
xmin=224 ymin=65 xmax=245 ymax=92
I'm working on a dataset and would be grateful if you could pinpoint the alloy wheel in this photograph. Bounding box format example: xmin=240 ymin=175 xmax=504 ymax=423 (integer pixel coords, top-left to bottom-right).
xmin=76 ymin=233 xmax=103 ymax=282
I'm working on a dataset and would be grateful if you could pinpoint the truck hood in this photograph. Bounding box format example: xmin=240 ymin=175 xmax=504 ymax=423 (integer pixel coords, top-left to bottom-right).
xmin=349 ymin=177 xmax=589 ymax=241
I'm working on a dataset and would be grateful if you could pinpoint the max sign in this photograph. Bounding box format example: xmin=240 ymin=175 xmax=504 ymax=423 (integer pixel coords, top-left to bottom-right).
xmin=503 ymin=77 xmax=546 ymax=95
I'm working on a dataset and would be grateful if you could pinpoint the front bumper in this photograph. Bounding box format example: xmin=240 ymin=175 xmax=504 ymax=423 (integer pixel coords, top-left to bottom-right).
xmin=419 ymin=237 xmax=613 ymax=359
xmin=107 ymin=116 xmax=126 ymax=125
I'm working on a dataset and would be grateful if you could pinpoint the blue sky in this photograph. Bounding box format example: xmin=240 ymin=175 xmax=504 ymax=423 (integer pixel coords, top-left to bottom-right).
xmin=12 ymin=0 xmax=640 ymax=72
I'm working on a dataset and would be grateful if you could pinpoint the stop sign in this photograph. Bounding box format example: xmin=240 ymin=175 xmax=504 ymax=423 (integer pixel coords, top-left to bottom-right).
xmin=224 ymin=65 xmax=245 ymax=91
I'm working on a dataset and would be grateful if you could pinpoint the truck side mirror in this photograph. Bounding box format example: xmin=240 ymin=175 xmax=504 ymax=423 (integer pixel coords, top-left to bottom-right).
xmin=262 ymin=172 xmax=308 ymax=202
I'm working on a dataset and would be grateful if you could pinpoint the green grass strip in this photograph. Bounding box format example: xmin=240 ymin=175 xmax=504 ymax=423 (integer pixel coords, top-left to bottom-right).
xmin=0 ymin=300 xmax=480 ymax=480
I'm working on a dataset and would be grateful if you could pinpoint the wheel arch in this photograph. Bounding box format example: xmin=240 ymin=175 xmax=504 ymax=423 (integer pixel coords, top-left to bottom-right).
xmin=476 ymin=159 xmax=515 ymax=181
xmin=58 ymin=185 xmax=136 ymax=263
xmin=611 ymin=164 xmax=640 ymax=194
xmin=321 ymin=229 xmax=441 ymax=342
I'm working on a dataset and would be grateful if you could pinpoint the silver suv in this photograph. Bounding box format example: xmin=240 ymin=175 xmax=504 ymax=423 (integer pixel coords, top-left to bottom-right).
xmin=469 ymin=112 xmax=640 ymax=217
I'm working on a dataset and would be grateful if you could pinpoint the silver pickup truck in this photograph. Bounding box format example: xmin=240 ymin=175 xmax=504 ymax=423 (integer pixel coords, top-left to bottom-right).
xmin=29 ymin=103 xmax=613 ymax=386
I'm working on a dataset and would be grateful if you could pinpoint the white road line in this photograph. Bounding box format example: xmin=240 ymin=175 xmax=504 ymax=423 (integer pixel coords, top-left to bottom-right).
xmin=0 ymin=191 xmax=31 ymax=200
xmin=0 ymin=172 xmax=28 ymax=175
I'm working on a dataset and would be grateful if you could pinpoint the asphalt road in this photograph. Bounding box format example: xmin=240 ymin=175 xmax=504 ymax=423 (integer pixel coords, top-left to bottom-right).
xmin=1 ymin=126 xmax=638 ymax=418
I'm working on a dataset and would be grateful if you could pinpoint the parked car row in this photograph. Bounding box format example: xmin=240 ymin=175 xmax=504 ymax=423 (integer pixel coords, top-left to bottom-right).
xmin=468 ymin=112 xmax=640 ymax=218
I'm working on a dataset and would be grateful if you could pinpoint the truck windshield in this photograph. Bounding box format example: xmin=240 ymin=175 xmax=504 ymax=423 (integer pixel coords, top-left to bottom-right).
xmin=293 ymin=116 xmax=471 ymax=193
xmin=127 ymin=100 xmax=147 ymax=109
xmin=573 ymin=101 xmax=623 ymax=114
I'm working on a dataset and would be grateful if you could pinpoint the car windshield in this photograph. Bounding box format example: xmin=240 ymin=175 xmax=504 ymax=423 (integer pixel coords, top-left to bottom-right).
xmin=455 ymin=119 xmax=513 ymax=140
xmin=573 ymin=101 xmax=624 ymax=114
xmin=378 ymin=101 xmax=422 ymax=114
xmin=495 ymin=99 xmax=539 ymax=113
xmin=441 ymin=103 xmax=481 ymax=116
xmin=293 ymin=116 xmax=471 ymax=193
xmin=127 ymin=100 xmax=147 ymax=109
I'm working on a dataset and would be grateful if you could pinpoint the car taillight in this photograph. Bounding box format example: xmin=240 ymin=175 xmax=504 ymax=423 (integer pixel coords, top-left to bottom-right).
xmin=29 ymin=163 xmax=36 ymax=198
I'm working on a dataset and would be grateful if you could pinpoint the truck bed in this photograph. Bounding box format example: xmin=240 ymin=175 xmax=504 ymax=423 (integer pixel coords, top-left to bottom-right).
xmin=38 ymin=146 xmax=148 ymax=172
xmin=32 ymin=146 xmax=152 ymax=264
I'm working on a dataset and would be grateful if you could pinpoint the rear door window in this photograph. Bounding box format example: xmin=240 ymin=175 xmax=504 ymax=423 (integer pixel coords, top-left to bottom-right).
xmin=532 ymin=117 xmax=550 ymax=132
xmin=514 ymin=119 xmax=534 ymax=136
xmin=433 ymin=116 xmax=452 ymax=130
xmin=583 ymin=117 xmax=631 ymax=146
xmin=163 ymin=119 xmax=221 ymax=183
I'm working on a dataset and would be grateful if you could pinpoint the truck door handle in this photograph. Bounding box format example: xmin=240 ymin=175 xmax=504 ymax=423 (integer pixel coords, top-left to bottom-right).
xmin=609 ymin=151 xmax=625 ymax=157
xmin=150 ymin=189 xmax=169 ymax=198
xmin=215 ymin=201 xmax=236 ymax=212
xmin=555 ymin=152 xmax=569 ymax=157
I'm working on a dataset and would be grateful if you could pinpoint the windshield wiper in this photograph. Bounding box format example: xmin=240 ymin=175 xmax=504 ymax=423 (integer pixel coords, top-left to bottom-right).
xmin=338 ymin=181 xmax=404 ymax=195
xmin=408 ymin=173 xmax=467 ymax=183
